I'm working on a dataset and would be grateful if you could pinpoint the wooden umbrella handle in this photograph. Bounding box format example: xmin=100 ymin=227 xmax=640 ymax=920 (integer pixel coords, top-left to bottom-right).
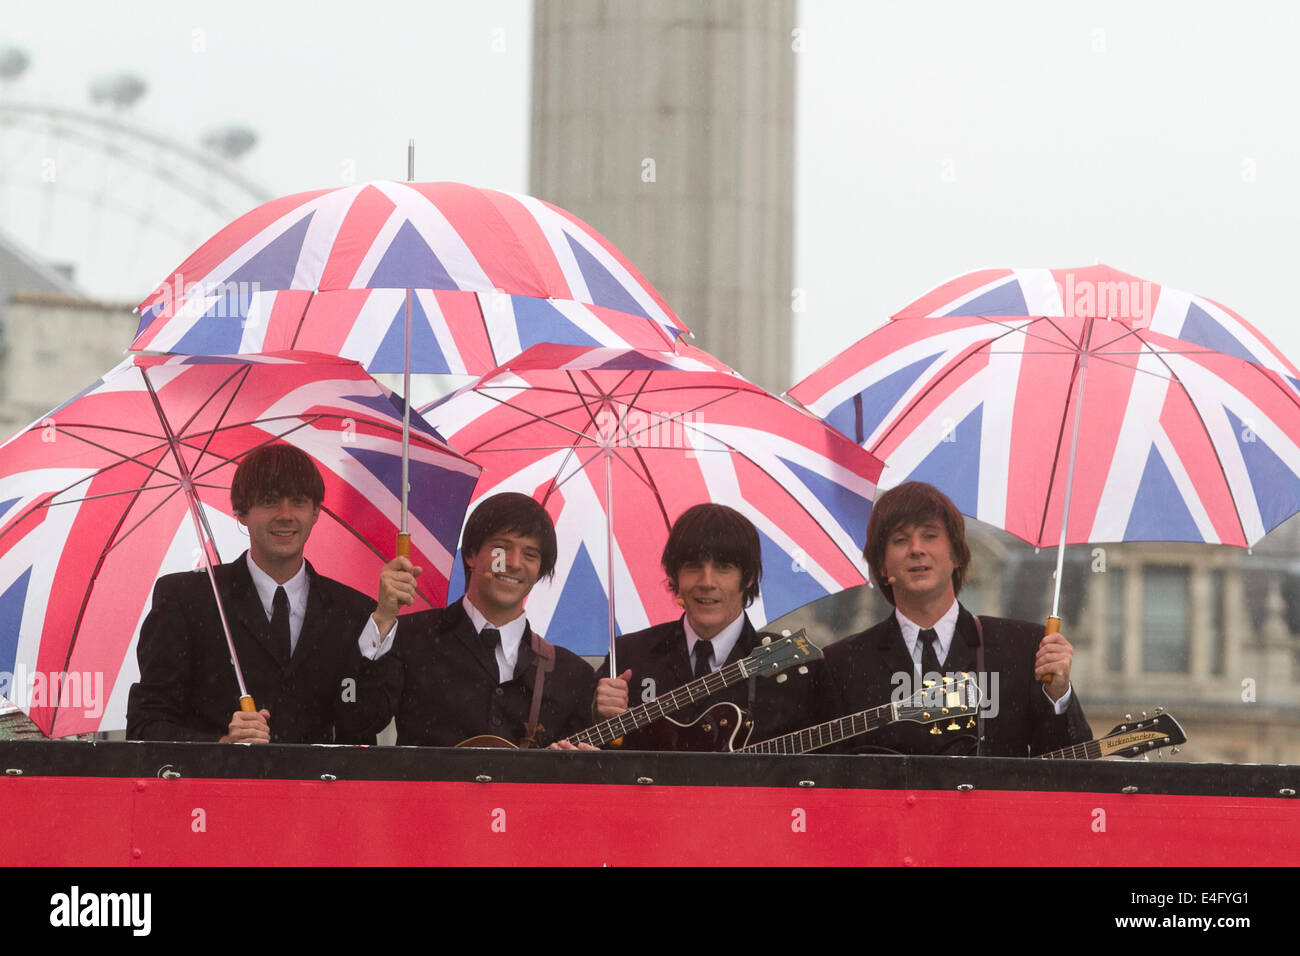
xmin=1040 ymin=616 xmax=1059 ymax=684
xmin=239 ymin=695 xmax=258 ymax=712
xmin=396 ymin=532 xmax=411 ymax=559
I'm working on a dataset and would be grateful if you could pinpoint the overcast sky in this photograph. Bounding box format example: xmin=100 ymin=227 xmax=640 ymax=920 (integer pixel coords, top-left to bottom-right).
xmin=4 ymin=0 xmax=1299 ymax=385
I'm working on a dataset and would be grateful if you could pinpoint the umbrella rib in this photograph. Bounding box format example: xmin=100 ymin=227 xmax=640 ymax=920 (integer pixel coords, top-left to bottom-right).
xmin=186 ymin=364 xmax=255 ymax=479
xmin=52 ymin=478 xmax=169 ymax=732
xmin=1128 ymin=334 xmax=1267 ymax=544
xmin=1032 ymin=319 xmax=1095 ymax=546
xmin=317 ymin=503 xmax=439 ymax=609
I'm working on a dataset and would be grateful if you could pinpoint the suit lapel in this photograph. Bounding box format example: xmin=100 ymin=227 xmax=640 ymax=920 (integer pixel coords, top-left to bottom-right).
xmin=666 ymin=618 xmax=694 ymax=689
xmin=227 ymin=557 xmax=287 ymax=670
xmin=945 ymin=605 xmax=980 ymax=673
xmin=874 ymin=615 xmax=917 ymax=686
xmin=290 ymin=561 xmax=329 ymax=673
xmin=444 ymin=600 xmax=503 ymax=682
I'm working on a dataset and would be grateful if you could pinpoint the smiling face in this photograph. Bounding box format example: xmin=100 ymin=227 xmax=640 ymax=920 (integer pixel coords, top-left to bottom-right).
xmin=238 ymin=493 xmax=320 ymax=583
xmin=673 ymin=558 xmax=748 ymax=640
xmin=464 ymin=531 xmax=543 ymax=624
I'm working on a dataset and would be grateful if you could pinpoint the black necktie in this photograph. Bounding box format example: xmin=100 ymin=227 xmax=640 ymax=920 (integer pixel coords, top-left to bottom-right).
xmin=693 ymin=640 xmax=713 ymax=679
xmin=480 ymin=627 xmax=502 ymax=677
xmin=918 ymin=627 xmax=943 ymax=679
xmin=271 ymin=586 xmax=291 ymax=661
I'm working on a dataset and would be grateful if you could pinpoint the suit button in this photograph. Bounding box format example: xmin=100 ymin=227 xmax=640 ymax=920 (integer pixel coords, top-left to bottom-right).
xmin=495 ymin=687 xmax=504 ymax=696
xmin=491 ymin=716 xmax=502 ymax=726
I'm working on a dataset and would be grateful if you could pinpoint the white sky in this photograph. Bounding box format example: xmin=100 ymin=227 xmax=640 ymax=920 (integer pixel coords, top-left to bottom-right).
xmin=4 ymin=0 xmax=1300 ymax=386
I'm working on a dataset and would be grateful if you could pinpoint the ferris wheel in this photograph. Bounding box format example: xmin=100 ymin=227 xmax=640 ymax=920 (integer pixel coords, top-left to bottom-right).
xmin=0 ymin=48 xmax=272 ymax=303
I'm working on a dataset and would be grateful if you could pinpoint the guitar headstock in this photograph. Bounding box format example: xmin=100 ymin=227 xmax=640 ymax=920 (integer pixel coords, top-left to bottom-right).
xmin=896 ymin=672 xmax=982 ymax=733
xmin=738 ymin=629 xmax=822 ymax=680
xmin=1095 ymin=710 xmax=1186 ymax=759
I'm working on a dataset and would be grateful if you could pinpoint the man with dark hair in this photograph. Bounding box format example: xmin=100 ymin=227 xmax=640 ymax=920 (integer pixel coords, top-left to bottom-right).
xmin=127 ymin=444 xmax=376 ymax=744
xmin=341 ymin=492 xmax=595 ymax=747
xmin=591 ymin=503 xmax=805 ymax=749
xmin=812 ymin=481 xmax=1091 ymax=757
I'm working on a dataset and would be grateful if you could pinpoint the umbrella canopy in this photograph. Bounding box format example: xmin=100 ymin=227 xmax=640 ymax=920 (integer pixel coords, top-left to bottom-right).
xmin=0 ymin=352 xmax=480 ymax=736
xmin=790 ymin=314 xmax=1300 ymax=550
xmin=421 ymin=345 xmax=883 ymax=657
xmin=893 ymin=264 xmax=1300 ymax=383
xmin=130 ymin=181 xmax=686 ymax=373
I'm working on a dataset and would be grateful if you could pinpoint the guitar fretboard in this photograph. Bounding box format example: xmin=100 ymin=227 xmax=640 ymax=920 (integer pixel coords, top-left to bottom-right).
xmin=740 ymin=703 xmax=893 ymax=755
xmin=568 ymin=659 xmax=754 ymax=748
xmin=1040 ymin=740 xmax=1102 ymax=760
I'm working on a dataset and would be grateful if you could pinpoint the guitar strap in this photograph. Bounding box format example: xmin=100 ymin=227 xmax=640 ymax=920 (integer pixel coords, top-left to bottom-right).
xmin=518 ymin=631 xmax=556 ymax=749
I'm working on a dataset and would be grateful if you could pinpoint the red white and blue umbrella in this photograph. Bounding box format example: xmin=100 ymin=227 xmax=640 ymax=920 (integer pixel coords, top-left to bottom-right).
xmin=894 ymin=264 xmax=1300 ymax=384
xmin=422 ymin=345 xmax=883 ymax=659
xmin=791 ymin=315 xmax=1300 ymax=549
xmin=130 ymin=181 xmax=686 ymax=372
xmin=0 ymin=352 xmax=480 ymax=736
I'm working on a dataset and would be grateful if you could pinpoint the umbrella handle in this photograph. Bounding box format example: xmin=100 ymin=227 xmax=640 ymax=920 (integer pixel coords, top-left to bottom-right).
xmin=396 ymin=532 xmax=411 ymax=559
xmin=1039 ymin=617 xmax=1059 ymax=684
xmin=239 ymin=695 xmax=257 ymax=712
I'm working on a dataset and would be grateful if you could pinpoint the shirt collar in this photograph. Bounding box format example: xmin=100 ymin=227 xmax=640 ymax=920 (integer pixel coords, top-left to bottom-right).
xmin=683 ymin=611 xmax=746 ymax=671
xmin=895 ymin=599 xmax=960 ymax=662
xmin=461 ymin=596 xmax=527 ymax=656
xmin=245 ymin=552 xmax=309 ymax=618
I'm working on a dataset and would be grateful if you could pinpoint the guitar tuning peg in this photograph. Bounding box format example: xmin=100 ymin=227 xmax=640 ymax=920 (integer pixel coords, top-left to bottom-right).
xmin=923 ymin=679 xmax=935 ymax=688
xmin=1170 ymin=747 xmax=1180 ymax=755
xmin=1141 ymin=711 xmax=1148 ymax=719
xmin=761 ymin=636 xmax=772 ymax=645
xmin=1155 ymin=706 xmax=1164 ymax=713
xmin=1125 ymin=713 xmax=1132 ymax=721
xmin=775 ymin=673 xmax=788 ymax=683
xmin=966 ymin=717 xmax=975 ymax=728
xmin=929 ymin=725 xmax=943 ymax=735
xmin=941 ymin=676 xmax=952 ymax=684
xmin=797 ymin=666 xmax=808 ymax=675
xmin=946 ymin=721 xmax=960 ymax=731
xmin=782 ymin=629 xmax=791 ymax=637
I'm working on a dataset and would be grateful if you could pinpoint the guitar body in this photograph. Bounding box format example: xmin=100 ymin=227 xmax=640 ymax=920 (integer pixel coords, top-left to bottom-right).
xmin=614 ymin=702 xmax=754 ymax=752
xmin=457 ymin=734 xmax=521 ymax=749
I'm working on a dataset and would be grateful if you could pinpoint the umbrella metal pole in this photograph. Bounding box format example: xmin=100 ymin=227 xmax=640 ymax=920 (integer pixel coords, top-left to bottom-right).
xmin=397 ymin=140 xmax=415 ymax=560
xmin=140 ymin=368 xmax=255 ymax=709
xmin=605 ymin=449 xmax=616 ymax=677
xmin=1045 ymin=347 xmax=1091 ymax=682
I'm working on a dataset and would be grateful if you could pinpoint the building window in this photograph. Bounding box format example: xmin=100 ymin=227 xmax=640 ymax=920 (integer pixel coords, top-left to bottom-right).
xmin=1107 ymin=567 xmax=1125 ymax=671
xmin=1142 ymin=565 xmax=1189 ymax=673
xmin=1209 ymin=568 xmax=1226 ymax=676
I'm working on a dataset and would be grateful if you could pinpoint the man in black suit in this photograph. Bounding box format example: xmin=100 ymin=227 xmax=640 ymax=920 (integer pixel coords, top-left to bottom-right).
xmin=591 ymin=504 xmax=807 ymax=750
xmin=127 ymin=444 xmax=375 ymax=744
xmin=342 ymin=493 xmax=596 ymax=747
xmin=812 ymin=481 xmax=1090 ymax=757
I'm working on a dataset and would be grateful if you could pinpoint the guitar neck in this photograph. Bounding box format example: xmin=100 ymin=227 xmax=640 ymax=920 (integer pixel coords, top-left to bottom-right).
xmin=1039 ymin=740 xmax=1102 ymax=760
xmin=569 ymin=658 xmax=756 ymax=748
xmin=740 ymin=701 xmax=895 ymax=755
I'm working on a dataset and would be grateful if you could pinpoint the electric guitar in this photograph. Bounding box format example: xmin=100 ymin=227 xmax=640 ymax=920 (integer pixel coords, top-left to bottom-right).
xmin=1039 ymin=709 xmax=1186 ymax=760
xmin=458 ymin=629 xmax=820 ymax=749
xmin=739 ymin=673 xmax=982 ymax=755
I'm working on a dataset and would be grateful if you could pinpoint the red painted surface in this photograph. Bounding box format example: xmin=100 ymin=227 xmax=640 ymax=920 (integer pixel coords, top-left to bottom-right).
xmin=5 ymin=775 xmax=1296 ymax=866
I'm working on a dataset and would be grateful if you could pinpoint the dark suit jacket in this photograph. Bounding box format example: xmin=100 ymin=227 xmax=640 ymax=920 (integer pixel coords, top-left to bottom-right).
xmin=338 ymin=601 xmax=597 ymax=747
xmin=126 ymin=554 xmax=376 ymax=744
xmin=809 ymin=606 xmax=1091 ymax=757
xmin=595 ymin=614 xmax=813 ymax=750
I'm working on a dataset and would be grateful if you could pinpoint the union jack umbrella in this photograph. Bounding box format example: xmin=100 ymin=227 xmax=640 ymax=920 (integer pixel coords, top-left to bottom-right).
xmin=421 ymin=345 xmax=883 ymax=661
xmin=130 ymin=181 xmax=686 ymax=371
xmin=789 ymin=312 xmax=1300 ymax=629
xmin=894 ymin=264 xmax=1300 ymax=383
xmin=0 ymin=353 xmax=480 ymax=736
